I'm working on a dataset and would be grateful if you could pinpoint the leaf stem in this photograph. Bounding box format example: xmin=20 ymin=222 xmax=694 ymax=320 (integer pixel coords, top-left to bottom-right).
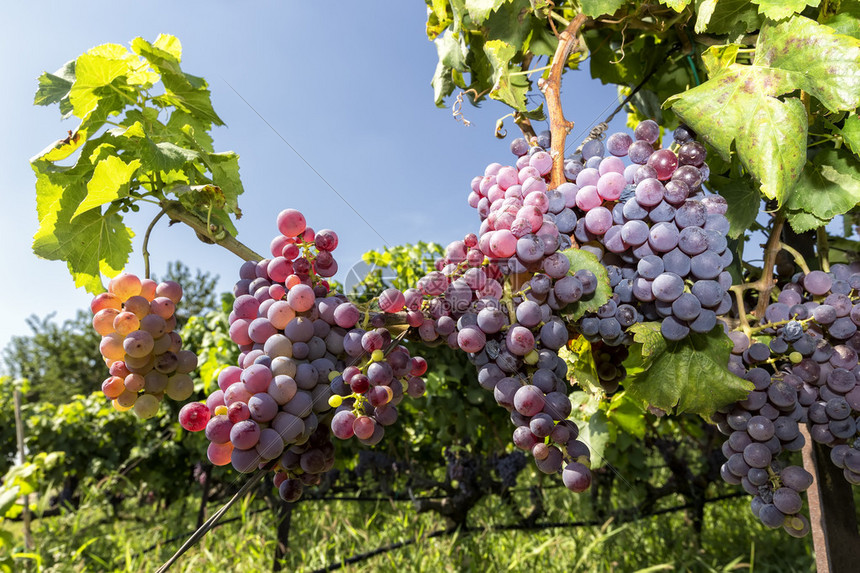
xmin=513 ymin=56 xmax=538 ymax=143
xmin=544 ymin=11 xmax=587 ymax=201
xmin=548 ymin=11 xmax=571 ymax=27
xmin=816 ymin=228 xmax=831 ymax=272
xmin=142 ymin=208 xmax=167 ymax=279
xmin=778 ymin=242 xmax=812 ymax=274
xmin=509 ymin=64 xmax=554 ymax=76
xmin=729 ymin=285 xmax=753 ymax=338
xmin=161 ymin=201 xmax=264 ymax=262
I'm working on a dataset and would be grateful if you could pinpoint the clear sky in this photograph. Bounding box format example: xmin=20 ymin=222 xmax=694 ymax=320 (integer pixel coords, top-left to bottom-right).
xmin=0 ymin=1 xmax=624 ymax=352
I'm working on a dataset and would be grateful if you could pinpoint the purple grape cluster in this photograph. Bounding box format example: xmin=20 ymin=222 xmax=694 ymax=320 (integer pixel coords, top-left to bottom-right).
xmin=406 ymin=232 xmax=594 ymax=491
xmin=713 ymin=367 xmax=813 ymax=537
xmin=405 ymin=121 xmax=730 ymax=492
xmin=565 ymin=121 xmax=733 ymax=345
xmin=717 ymin=262 xmax=860 ymax=534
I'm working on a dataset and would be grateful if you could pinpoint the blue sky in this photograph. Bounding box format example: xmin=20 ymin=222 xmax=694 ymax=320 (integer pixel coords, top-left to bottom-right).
xmin=0 ymin=1 xmax=624 ymax=351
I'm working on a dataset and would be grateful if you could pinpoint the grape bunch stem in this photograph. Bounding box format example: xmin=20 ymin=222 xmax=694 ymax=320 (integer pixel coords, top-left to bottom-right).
xmin=162 ymin=201 xmax=264 ymax=262
xmin=545 ymin=13 xmax=588 ymax=191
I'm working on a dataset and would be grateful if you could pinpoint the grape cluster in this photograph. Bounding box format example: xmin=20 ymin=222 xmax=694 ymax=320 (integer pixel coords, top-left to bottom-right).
xmin=90 ymin=273 xmax=198 ymax=419
xmin=714 ymin=367 xmax=813 ymax=537
xmin=393 ymin=121 xmax=732 ymax=492
xmin=716 ymin=263 xmax=860 ymax=534
xmin=564 ymin=122 xmax=732 ymax=345
xmin=184 ymin=209 xmax=427 ymax=502
xmin=471 ymin=123 xmax=731 ymax=398
xmin=411 ymin=250 xmax=594 ymax=489
xmin=328 ymin=333 xmax=428 ymax=445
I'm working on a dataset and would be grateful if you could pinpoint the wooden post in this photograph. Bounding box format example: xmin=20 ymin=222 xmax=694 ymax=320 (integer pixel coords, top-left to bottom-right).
xmin=272 ymin=502 xmax=293 ymax=572
xmin=196 ymin=464 xmax=212 ymax=529
xmin=13 ymin=389 xmax=33 ymax=551
xmin=800 ymin=425 xmax=860 ymax=572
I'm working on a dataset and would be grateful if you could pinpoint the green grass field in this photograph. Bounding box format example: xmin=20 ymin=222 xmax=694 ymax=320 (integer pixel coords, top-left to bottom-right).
xmin=4 ymin=479 xmax=818 ymax=573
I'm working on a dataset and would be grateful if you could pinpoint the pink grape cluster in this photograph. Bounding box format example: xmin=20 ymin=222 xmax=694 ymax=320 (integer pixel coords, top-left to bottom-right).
xmin=90 ymin=273 xmax=197 ymax=419
xmin=397 ymin=199 xmax=596 ymax=488
xmin=181 ymin=209 xmax=427 ymax=502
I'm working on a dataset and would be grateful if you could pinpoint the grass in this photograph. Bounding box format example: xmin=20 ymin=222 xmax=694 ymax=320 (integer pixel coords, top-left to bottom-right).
xmin=2 ymin=478 xmax=818 ymax=573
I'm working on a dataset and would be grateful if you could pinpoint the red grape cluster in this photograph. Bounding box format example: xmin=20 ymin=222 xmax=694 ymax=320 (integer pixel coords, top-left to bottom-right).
xmin=181 ymin=209 xmax=428 ymax=502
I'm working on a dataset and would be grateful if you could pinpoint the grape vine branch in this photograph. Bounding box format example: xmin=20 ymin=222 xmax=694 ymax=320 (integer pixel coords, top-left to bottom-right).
xmin=545 ymin=13 xmax=587 ymax=191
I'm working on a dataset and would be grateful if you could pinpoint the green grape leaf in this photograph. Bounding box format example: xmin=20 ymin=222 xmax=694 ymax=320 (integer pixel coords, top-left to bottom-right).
xmin=786 ymin=209 xmax=829 ymax=233
xmin=465 ymin=0 xmax=510 ymax=23
xmin=205 ymin=151 xmax=244 ymax=215
xmin=751 ymin=0 xmax=820 ymax=21
xmin=785 ymin=148 xmax=860 ymax=225
xmin=694 ymin=0 xmax=719 ymax=33
xmin=519 ymin=103 xmax=545 ymax=121
xmin=168 ymin=110 xmax=215 ymax=153
xmin=558 ymin=247 xmax=612 ymax=321
xmin=664 ymin=13 xmax=860 ymax=204
xmin=702 ymin=142 xmax=732 ymax=176
xmin=142 ymin=141 xmax=199 ymax=173
xmin=576 ymin=410 xmax=611 ymax=466
xmin=628 ymin=90 xmax=664 ymax=125
xmin=69 ymin=45 xmax=135 ymax=120
xmin=660 ymin=0 xmax=692 ymax=12
xmin=707 ymin=173 xmax=761 ymax=238
xmin=72 ymin=156 xmax=141 ymax=219
xmin=34 ymin=168 xmax=66 ymax=223
xmin=623 ymin=325 xmax=753 ymax=418
xmin=132 ymin=35 xmax=224 ymax=126
xmin=628 ymin=322 xmax=666 ymax=358
xmin=700 ymin=0 xmax=763 ymax=35
xmin=483 ymin=39 xmax=529 ymax=111
xmin=33 ymin=60 xmax=75 ymax=111
xmin=580 ymin=0 xmax=625 ymax=18
xmin=840 ymin=114 xmax=860 ymax=155
xmin=485 ymin=0 xmax=533 ymax=49
xmin=607 ymin=391 xmax=646 ymax=439
xmin=559 ymin=337 xmax=600 ymax=394
xmin=527 ymin=14 xmax=559 ymax=56
xmin=32 ymin=178 xmax=133 ymax=293
xmin=821 ymin=0 xmax=860 ymax=39
xmin=432 ymin=62 xmax=456 ymax=107
xmin=435 ymin=30 xmax=467 ymax=72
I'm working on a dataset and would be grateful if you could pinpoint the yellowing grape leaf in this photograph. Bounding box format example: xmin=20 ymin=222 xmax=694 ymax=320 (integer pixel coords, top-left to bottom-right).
xmin=483 ymin=39 xmax=529 ymax=112
xmin=33 ymin=179 xmax=133 ymax=293
xmin=667 ymin=16 xmax=860 ymax=204
xmin=72 ymin=156 xmax=141 ymax=219
xmin=751 ymin=0 xmax=820 ymax=21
